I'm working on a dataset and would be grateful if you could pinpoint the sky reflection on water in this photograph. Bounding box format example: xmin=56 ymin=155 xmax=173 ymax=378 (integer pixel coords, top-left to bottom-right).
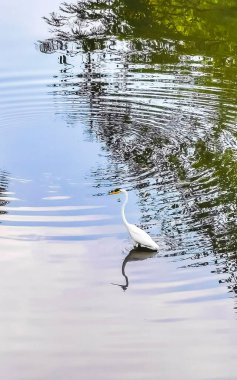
xmin=0 ymin=0 xmax=237 ymax=379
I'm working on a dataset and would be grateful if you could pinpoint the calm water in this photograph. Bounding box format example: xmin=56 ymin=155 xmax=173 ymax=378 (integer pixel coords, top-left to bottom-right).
xmin=1 ymin=0 xmax=237 ymax=379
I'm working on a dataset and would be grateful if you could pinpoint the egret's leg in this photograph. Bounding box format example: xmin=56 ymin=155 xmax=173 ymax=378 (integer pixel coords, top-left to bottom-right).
xmin=134 ymin=243 xmax=141 ymax=248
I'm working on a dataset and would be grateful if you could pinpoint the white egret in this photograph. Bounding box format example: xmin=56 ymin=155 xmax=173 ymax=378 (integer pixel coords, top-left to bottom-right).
xmin=109 ymin=188 xmax=159 ymax=251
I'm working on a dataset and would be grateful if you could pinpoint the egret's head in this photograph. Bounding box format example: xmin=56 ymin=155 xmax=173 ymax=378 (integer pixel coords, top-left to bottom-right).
xmin=109 ymin=188 xmax=122 ymax=195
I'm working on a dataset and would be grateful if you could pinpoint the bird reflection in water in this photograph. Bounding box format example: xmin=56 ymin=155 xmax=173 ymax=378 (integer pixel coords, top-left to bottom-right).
xmin=112 ymin=246 xmax=157 ymax=291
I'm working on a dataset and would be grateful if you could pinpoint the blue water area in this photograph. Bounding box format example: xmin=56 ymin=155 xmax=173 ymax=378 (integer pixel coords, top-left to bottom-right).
xmin=1 ymin=0 xmax=237 ymax=379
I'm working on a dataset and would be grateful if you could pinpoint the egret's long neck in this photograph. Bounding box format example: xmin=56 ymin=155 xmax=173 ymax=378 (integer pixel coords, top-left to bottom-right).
xmin=121 ymin=190 xmax=129 ymax=227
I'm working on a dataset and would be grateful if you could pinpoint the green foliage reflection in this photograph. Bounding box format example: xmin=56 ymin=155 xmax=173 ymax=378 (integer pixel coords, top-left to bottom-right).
xmin=40 ymin=0 xmax=237 ymax=59
xmin=39 ymin=0 xmax=237 ymax=295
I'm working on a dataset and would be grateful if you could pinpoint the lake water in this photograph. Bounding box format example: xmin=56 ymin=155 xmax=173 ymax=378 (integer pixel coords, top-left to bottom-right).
xmin=1 ymin=1 xmax=237 ymax=379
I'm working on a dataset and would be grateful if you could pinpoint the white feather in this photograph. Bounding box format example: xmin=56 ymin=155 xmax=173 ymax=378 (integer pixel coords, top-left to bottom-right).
xmin=126 ymin=223 xmax=159 ymax=250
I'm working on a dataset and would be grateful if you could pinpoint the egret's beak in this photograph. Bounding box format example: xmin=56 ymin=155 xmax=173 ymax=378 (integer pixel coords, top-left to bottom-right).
xmin=109 ymin=189 xmax=121 ymax=195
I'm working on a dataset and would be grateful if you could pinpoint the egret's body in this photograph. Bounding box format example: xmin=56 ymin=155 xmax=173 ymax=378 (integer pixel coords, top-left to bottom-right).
xmin=109 ymin=188 xmax=159 ymax=251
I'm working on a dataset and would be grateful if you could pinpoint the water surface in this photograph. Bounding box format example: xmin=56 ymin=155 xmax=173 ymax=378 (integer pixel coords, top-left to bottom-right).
xmin=1 ymin=0 xmax=237 ymax=379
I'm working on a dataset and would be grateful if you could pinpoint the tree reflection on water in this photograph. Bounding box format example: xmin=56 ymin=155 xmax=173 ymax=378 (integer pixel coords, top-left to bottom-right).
xmin=0 ymin=171 xmax=9 ymax=217
xmin=39 ymin=0 xmax=237 ymax=298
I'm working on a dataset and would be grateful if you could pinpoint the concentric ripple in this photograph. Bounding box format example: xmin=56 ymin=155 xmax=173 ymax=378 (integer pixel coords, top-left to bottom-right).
xmin=1 ymin=1 xmax=237 ymax=379
xmin=0 ymin=71 xmax=61 ymax=126
xmin=30 ymin=46 xmax=237 ymax=295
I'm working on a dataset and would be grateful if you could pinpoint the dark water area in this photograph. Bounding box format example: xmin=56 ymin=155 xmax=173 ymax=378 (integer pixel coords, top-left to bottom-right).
xmin=1 ymin=0 xmax=237 ymax=379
